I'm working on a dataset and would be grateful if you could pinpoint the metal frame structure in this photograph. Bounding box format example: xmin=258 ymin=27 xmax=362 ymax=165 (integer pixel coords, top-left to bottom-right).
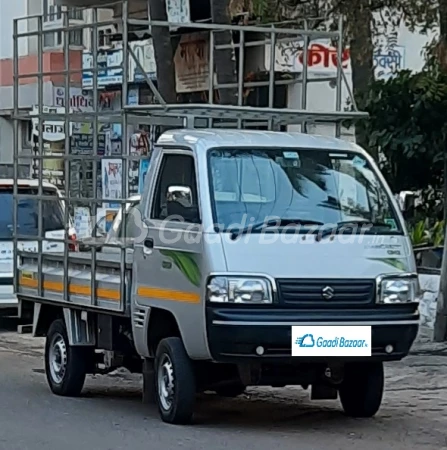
xmin=12 ymin=0 xmax=368 ymax=310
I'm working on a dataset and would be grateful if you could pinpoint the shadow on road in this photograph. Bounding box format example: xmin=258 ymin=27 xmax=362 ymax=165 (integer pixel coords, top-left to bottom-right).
xmin=74 ymin=381 xmax=388 ymax=432
xmin=0 ymin=317 xmax=18 ymax=332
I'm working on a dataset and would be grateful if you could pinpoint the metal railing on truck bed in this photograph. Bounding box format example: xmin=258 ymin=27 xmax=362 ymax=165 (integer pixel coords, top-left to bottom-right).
xmin=17 ymin=252 xmax=133 ymax=315
xmin=11 ymin=0 xmax=367 ymax=312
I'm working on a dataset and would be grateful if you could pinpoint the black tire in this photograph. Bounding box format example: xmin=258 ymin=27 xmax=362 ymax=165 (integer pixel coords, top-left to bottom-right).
xmin=155 ymin=337 xmax=196 ymax=424
xmin=339 ymin=362 xmax=384 ymax=418
xmin=215 ymin=383 xmax=246 ymax=398
xmin=44 ymin=319 xmax=89 ymax=397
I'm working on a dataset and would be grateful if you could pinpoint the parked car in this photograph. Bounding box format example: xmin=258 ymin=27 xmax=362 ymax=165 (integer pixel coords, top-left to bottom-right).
xmin=78 ymin=194 xmax=141 ymax=253
xmin=0 ymin=179 xmax=75 ymax=316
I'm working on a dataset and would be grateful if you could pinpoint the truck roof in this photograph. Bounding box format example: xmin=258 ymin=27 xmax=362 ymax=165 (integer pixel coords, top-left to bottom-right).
xmin=158 ymin=129 xmax=362 ymax=153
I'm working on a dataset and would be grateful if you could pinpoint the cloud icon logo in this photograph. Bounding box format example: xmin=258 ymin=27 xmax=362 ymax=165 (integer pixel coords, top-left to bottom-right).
xmin=295 ymin=334 xmax=315 ymax=347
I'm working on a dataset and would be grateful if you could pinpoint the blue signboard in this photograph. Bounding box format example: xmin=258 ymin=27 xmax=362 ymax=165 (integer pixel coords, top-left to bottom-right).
xmin=138 ymin=159 xmax=150 ymax=194
xmin=82 ymin=49 xmax=123 ymax=88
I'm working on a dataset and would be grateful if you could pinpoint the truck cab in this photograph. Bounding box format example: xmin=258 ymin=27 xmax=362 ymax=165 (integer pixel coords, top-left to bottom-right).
xmin=132 ymin=130 xmax=419 ymax=420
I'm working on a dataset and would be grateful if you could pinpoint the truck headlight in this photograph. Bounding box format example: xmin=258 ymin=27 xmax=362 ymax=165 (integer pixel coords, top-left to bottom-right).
xmin=207 ymin=276 xmax=273 ymax=304
xmin=378 ymin=276 xmax=421 ymax=304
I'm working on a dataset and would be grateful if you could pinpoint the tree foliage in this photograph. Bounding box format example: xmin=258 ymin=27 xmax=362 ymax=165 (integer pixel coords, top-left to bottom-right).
xmin=356 ymin=69 xmax=447 ymax=195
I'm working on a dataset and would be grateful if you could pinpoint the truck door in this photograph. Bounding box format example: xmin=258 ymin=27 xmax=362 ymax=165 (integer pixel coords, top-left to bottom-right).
xmin=132 ymin=149 xmax=207 ymax=358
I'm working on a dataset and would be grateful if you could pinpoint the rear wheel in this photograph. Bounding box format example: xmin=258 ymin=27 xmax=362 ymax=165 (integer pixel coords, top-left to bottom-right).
xmin=339 ymin=362 xmax=384 ymax=418
xmin=45 ymin=319 xmax=90 ymax=397
xmin=155 ymin=337 xmax=196 ymax=424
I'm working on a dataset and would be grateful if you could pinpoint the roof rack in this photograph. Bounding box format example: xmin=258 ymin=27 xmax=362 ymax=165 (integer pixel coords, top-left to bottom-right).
xmin=124 ymin=103 xmax=367 ymax=128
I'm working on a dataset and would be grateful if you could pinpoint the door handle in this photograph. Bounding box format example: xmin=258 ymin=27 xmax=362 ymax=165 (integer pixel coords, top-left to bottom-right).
xmin=144 ymin=238 xmax=154 ymax=248
xmin=143 ymin=238 xmax=154 ymax=255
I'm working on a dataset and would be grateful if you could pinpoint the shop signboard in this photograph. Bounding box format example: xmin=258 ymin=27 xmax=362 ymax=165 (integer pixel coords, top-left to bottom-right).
xmin=82 ymin=41 xmax=157 ymax=87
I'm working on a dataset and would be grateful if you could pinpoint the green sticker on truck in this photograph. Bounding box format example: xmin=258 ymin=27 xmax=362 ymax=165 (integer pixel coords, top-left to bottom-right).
xmin=367 ymin=257 xmax=408 ymax=271
xmin=160 ymin=250 xmax=201 ymax=287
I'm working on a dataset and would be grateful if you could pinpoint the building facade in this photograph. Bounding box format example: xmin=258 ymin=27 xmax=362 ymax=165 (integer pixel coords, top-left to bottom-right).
xmin=0 ymin=0 xmax=112 ymax=164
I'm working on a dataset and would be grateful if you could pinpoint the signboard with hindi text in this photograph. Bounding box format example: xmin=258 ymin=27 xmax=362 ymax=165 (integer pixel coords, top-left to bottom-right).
xmin=265 ymin=39 xmax=351 ymax=74
xmin=31 ymin=105 xmax=73 ymax=141
xmin=266 ymin=39 xmax=405 ymax=79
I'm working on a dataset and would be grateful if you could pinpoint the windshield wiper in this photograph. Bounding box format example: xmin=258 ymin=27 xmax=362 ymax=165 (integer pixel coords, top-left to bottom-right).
xmin=230 ymin=218 xmax=324 ymax=240
xmin=317 ymin=219 xmax=392 ymax=240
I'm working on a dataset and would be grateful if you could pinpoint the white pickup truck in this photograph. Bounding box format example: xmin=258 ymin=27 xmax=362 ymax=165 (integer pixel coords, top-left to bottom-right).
xmin=16 ymin=129 xmax=420 ymax=425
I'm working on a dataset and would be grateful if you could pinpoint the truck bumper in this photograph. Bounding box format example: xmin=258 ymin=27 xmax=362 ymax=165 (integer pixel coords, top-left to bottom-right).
xmin=206 ymin=306 xmax=419 ymax=363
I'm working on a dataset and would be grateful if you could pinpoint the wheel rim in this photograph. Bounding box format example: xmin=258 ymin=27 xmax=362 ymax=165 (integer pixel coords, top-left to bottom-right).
xmin=48 ymin=333 xmax=67 ymax=384
xmin=157 ymin=353 xmax=175 ymax=412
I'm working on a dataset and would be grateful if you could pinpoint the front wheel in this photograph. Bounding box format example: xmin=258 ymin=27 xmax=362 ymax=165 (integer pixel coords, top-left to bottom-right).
xmin=45 ymin=319 xmax=90 ymax=397
xmin=339 ymin=362 xmax=384 ymax=418
xmin=155 ymin=337 xmax=196 ymax=424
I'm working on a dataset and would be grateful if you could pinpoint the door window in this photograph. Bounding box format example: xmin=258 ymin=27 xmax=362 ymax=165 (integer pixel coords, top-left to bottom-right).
xmin=151 ymin=153 xmax=200 ymax=223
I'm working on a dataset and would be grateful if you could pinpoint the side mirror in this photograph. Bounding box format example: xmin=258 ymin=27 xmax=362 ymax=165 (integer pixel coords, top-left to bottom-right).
xmin=166 ymin=185 xmax=199 ymax=223
xmin=167 ymin=185 xmax=193 ymax=207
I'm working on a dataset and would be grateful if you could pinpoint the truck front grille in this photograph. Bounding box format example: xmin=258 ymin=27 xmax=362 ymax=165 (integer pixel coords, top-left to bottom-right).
xmin=276 ymin=278 xmax=375 ymax=307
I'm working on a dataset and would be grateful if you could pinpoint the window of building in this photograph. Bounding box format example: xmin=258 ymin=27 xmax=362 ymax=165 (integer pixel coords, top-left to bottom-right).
xmin=43 ymin=0 xmax=83 ymax=49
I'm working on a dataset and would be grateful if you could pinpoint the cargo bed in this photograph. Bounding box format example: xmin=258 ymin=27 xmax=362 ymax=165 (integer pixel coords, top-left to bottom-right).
xmin=17 ymin=251 xmax=133 ymax=315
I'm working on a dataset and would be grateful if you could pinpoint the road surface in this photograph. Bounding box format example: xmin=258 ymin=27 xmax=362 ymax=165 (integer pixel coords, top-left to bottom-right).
xmin=1 ymin=320 xmax=447 ymax=450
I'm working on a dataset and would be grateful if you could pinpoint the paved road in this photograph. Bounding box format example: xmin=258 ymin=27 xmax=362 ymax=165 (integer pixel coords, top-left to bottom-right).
xmin=1 ymin=321 xmax=447 ymax=449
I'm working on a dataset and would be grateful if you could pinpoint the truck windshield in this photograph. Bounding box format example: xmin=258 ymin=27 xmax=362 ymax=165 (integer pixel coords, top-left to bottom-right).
xmin=208 ymin=148 xmax=401 ymax=233
xmin=0 ymin=188 xmax=65 ymax=238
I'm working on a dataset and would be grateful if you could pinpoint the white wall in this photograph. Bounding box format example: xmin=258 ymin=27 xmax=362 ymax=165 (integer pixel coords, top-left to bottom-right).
xmin=0 ymin=117 xmax=32 ymax=163
xmin=82 ymin=8 xmax=114 ymax=51
xmin=0 ymin=0 xmax=28 ymax=58
xmin=419 ymin=273 xmax=439 ymax=332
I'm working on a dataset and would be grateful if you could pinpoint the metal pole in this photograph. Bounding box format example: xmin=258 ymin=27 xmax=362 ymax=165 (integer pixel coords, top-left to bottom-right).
xmin=91 ymin=6 xmax=99 ymax=307
xmin=208 ymin=30 xmax=215 ymax=127
xmin=268 ymin=27 xmax=276 ymax=130
xmin=37 ymin=15 xmax=44 ymax=297
xmin=63 ymin=10 xmax=70 ymax=301
xmin=12 ymin=18 xmax=19 ymax=295
xmin=434 ymin=225 xmax=447 ymax=341
xmin=237 ymin=29 xmax=245 ymax=129
xmin=120 ymin=0 xmax=129 ymax=306
xmin=335 ymin=15 xmax=343 ymax=138
xmin=301 ymin=20 xmax=309 ymax=134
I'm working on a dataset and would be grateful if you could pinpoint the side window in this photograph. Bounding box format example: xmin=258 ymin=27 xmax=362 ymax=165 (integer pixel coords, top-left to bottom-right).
xmin=151 ymin=153 xmax=200 ymax=223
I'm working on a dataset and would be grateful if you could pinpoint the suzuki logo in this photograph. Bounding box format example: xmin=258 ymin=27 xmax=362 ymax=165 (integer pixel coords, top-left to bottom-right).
xmin=321 ymin=286 xmax=335 ymax=300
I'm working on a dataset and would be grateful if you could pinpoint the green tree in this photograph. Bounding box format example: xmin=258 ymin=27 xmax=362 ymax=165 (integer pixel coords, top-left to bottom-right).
xmin=357 ymin=69 xmax=447 ymax=211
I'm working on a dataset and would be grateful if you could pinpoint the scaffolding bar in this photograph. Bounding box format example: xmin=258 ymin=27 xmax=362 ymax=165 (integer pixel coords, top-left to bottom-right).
xmin=12 ymin=0 xmax=367 ymax=313
xmin=127 ymin=19 xmax=344 ymax=39
xmin=123 ymin=103 xmax=367 ymax=124
xmin=63 ymin=10 xmax=70 ymax=300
